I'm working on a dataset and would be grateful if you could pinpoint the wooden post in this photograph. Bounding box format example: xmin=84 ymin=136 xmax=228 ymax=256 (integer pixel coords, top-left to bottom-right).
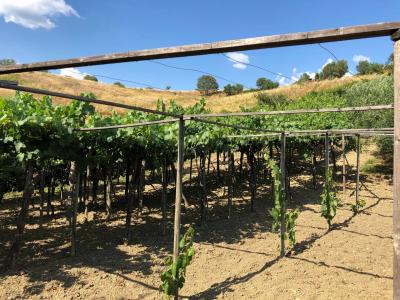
xmin=227 ymin=151 xmax=234 ymax=219
xmin=392 ymin=33 xmax=400 ymax=300
xmin=69 ymin=161 xmax=78 ymax=257
xmin=173 ymin=118 xmax=185 ymax=300
xmin=280 ymin=132 xmax=286 ymax=258
xmin=325 ymin=132 xmax=329 ymax=171
xmin=162 ymin=157 xmax=168 ymax=235
xmin=325 ymin=132 xmax=331 ymax=229
xmin=342 ymin=134 xmax=346 ymax=201
xmin=356 ymin=134 xmax=361 ymax=205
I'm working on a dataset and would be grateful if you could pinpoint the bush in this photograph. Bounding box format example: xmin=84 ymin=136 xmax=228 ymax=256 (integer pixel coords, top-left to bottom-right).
xmin=84 ymin=75 xmax=98 ymax=82
xmin=344 ymin=75 xmax=394 ymax=161
xmin=256 ymin=77 xmax=279 ymax=90
xmin=224 ymin=84 xmax=244 ymax=96
xmin=197 ymin=75 xmax=219 ymax=96
xmin=316 ymin=60 xmax=348 ymax=80
xmin=296 ymin=73 xmax=311 ymax=84
xmin=256 ymin=93 xmax=289 ymax=108
xmin=0 ymin=59 xmax=16 ymax=66
xmin=356 ymin=61 xmax=385 ymax=75
xmin=114 ymin=82 xmax=125 ymax=88
xmin=385 ymin=53 xmax=394 ymax=75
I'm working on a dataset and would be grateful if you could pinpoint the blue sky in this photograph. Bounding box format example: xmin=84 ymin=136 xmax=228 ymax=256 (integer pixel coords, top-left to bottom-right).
xmin=0 ymin=0 xmax=399 ymax=90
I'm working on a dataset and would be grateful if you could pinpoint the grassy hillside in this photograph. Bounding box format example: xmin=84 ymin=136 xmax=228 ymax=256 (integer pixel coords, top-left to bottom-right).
xmin=0 ymin=72 xmax=377 ymax=114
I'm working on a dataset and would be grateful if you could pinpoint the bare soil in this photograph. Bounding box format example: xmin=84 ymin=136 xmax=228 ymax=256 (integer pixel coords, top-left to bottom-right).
xmin=0 ymin=147 xmax=393 ymax=299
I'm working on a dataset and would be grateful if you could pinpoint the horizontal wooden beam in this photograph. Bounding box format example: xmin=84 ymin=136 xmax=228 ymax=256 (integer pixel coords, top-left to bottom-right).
xmin=0 ymin=22 xmax=399 ymax=74
xmin=183 ymin=104 xmax=394 ymax=119
xmin=188 ymin=117 xmax=282 ymax=133
xmin=227 ymin=128 xmax=394 ymax=139
xmin=0 ymin=82 xmax=181 ymax=118
xmin=78 ymin=119 xmax=178 ymax=131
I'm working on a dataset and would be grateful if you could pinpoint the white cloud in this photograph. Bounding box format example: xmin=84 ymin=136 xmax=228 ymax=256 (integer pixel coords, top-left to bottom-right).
xmin=344 ymin=72 xmax=353 ymax=78
xmin=59 ymin=68 xmax=87 ymax=80
xmin=225 ymin=52 xmax=249 ymax=69
xmin=320 ymin=58 xmax=334 ymax=71
xmin=276 ymin=74 xmax=290 ymax=86
xmin=353 ymin=54 xmax=371 ymax=63
xmin=284 ymin=68 xmax=316 ymax=84
xmin=0 ymin=0 xmax=78 ymax=29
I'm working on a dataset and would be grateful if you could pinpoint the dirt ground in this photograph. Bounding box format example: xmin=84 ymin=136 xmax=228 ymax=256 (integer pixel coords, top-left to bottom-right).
xmin=0 ymin=146 xmax=393 ymax=299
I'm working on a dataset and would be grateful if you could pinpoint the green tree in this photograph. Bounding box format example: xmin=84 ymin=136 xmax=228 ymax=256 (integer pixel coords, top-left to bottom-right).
xmin=84 ymin=75 xmax=98 ymax=82
xmin=296 ymin=73 xmax=311 ymax=84
xmin=197 ymin=75 xmax=219 ymax=96
xmin=223 ymin=83 xmax=244 ymax=96
xmin=356 ymin=60 xmax=385 ymax=75
xmin=0 ymin=59 xmax=16 ymax=66
xmin=256 ymin=77 xmax=279 ymax=90
xmin=165 ymin=86 xmax=171 ymax=90
xmin=317 ymin=60 xmax=348 ymax=80
xmin=386 ymin=53 xmax=394 ymax=75
xmin=113 ymin=82 xmax=125 ymax=88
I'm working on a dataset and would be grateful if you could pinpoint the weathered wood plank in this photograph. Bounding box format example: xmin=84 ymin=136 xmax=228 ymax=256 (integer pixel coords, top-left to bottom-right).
xmin=0 ymin=22 xmax=399 ymax=74
xmin=184 ymin=105 xmax=394 ymax=119
xmin=280 ymin=132 xmax=286 ymax=257
xmin=393 ymin=39 xmax=400 ymax=300
xmin=172 ymin=118 xmax=185 ymax=299
xmin=355 ymin=134 xmax=360 ymax=206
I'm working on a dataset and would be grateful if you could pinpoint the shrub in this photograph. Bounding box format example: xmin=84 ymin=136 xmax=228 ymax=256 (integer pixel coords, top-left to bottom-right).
xmin=223 ymin=83 xmax=244 ymax=96
xmin=113 ymin=82 xmax=125 ymax=88
xmin=0 ymin=59 xmax=16 ymax=66
xmin=296 ymin=73 xmax=311 ymax=84
xmin=197 ymin=75 xmax=219 ymax=96
xmin=356 ymin=60 xmax=385 ymax=75
xmin=256 ymin=77 xmax=279 ymax=90
xmin=84 ymin=75 xmax=98 ymax=82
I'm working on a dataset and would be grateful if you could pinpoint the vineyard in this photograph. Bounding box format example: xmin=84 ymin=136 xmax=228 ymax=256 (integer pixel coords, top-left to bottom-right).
xmin=0 ymin=22 xmax=400 ymax=299
xmin=0 ymin=73 xmax=395 ymax=297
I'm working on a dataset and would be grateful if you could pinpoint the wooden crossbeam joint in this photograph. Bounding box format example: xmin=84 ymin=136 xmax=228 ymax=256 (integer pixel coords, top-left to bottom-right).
xmin=392 ymin=29 xmax=400 ymax=41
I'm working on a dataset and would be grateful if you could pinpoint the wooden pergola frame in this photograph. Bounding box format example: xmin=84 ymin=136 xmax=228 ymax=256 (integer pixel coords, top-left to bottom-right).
xmin=0 ymin=22 xmax=399 ymax=299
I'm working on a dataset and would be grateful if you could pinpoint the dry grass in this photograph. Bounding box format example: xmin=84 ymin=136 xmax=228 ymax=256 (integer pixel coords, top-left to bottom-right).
xmin=0 ymin=72 xmax=377 ymax=114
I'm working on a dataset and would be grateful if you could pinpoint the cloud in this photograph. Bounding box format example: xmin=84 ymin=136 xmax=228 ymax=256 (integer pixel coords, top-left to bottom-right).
xmin=0 ymin=0 xmax=78 ymax=29
xmin=353 ymin=54 xmax=371 ymax=63
xmin=283 ymin=68 xmax=316 ymax=84
xmin=59 ymin=68 xmax=87 ymax=80
xmin=275 ymin=74 xmax=290 ymax=86
xmin=344 ymin=72 xmax=353 ymax=78
xmin=320 ymin=58 xmax=334 ymax=71
xmin=225 ymin=52 xmax=249 ymax=69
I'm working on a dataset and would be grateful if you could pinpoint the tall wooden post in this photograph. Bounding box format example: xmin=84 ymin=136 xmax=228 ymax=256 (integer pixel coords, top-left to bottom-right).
xmin=342 ymin=134 xmax=346 ymax=201
xmin=325 ymin=132 xmax=329 ymax=171
xmin=280 ymin=132 xmax=286 ymax=258
xmin=69 ymin=161 xmax=79 ymax=257
xmin=173 ymin=117 xmax=185 ymax=300
xmin=356 ymin=134 xmax=361 ymax=205
xmin=392 ymin=31 xmax=400 ymax=300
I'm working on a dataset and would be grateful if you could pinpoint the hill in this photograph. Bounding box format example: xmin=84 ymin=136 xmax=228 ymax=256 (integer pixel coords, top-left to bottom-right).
xmin=0 ymin=72 xmax=377 ymax=114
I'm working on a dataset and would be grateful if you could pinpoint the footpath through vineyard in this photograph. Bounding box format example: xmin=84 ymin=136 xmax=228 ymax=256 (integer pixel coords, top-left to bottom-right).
xmin=0 ymin=146 xmax=392 ymax=299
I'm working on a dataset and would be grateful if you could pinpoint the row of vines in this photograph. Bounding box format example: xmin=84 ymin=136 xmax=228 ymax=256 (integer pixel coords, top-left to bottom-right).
xmin=0 ymin=75 xmax=394 ymax=287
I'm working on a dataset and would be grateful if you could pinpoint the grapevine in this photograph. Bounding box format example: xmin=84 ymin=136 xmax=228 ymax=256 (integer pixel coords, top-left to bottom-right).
xmin=160 ymin=226 xmax=195 ymax=299
xmin=320 ymin=167 xmax=338 ymax=229
xmin=267 ymin=157 xmax=299 ymax=247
